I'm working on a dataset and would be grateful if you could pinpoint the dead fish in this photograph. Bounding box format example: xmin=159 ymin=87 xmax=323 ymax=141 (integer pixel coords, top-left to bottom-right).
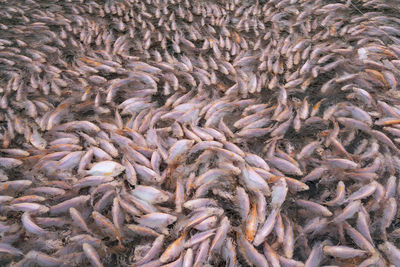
xmin=323 ymin=245 xmax=367 ymax=259
xmin=83 ymin=243 xmax=104 ymax=267
xmin=86 ymin=161 xmax=125 ymax=177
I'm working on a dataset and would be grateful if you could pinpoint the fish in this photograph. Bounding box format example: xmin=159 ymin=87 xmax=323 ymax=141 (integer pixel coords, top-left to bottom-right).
xmin=1 ymin=0 xmax=400 ymax=265
xmin=86 ymin=161 xmax=125 ymax=177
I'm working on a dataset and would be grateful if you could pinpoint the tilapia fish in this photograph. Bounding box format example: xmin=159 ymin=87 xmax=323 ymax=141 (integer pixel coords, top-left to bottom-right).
xmin=1 ymin=0 xmax=400 ymax=266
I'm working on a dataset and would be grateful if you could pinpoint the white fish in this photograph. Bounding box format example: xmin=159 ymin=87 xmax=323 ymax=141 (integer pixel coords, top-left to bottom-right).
xmin=30 ymin=127 xmax=47 ymax=150
xmin=241 ymin=164 xmax=271 ymax=196
xmin=86 ymin=161 xmax=125 ymax=177
xmin=271 ymin=177 xmax=288 ymax=209
xmin=167 ymin=139 xmax=194 ymax=164
xmin=130 ymin=185 xmax=169 ymax=204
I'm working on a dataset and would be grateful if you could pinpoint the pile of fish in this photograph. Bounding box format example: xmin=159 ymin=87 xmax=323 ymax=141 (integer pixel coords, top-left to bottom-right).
xmin=1 ymin=0 xmax=400 ymax=266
